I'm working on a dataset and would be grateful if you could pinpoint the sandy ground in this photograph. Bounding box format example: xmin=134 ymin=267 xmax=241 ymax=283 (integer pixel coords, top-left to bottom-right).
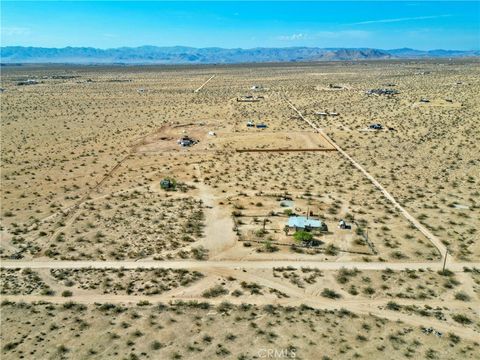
xmin=1 ymin=60 xmax=479 ymax=359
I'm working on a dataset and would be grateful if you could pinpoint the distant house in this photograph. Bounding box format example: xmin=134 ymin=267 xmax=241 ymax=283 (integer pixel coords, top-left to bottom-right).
xmin=287 ymin=216 xmax=328 ymax=232
xmin=237 ymin=95 xmax=261 ymax=102
xmin=315 ymin=111 xmax=338 ymax=117
xmin=329 ymin=84 xmax=344 ymax=89
xmin=369 ymin=123 xmax=383 ymax=130
xmin=366 ymin=88 xmax=399 ymax=96
xmin=256 ymin=123 xmax=268 ymax=129
xmin=17 ymin=79 xmax=38 ymax=86
xmin=160 ymin=178 xmax=175 ymax=190
xmin=246 ymin=121 xmax=255 ymax=127
xmin=338 ymin=219 xmax=351 ymax=230
xmin=177 ymin=136 xmax=196 ymax=147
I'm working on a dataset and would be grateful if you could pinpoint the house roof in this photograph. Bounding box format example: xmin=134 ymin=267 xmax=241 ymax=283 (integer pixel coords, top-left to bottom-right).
xmin=287 ymin=216 xmax=323 ymax=228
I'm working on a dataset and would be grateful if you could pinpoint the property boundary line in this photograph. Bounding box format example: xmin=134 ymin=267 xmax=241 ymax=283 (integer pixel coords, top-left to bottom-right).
xmin=236 ymin=148 xmax=337 ymax=153
xmin=284 ymin=96 xmax=447 ymax=259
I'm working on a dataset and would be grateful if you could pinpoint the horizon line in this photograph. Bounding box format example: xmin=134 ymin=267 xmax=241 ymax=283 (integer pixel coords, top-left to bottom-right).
xmin=2 ymin=45 xmax=479 ymax=52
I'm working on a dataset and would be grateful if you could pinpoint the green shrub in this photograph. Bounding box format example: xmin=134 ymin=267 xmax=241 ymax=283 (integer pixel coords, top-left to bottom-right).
xmin=202 ymin=285 xmax=228 ymax=298
xmin=321 ymin=288 xmax=341 ymax=299
xmin=452 ymin=313 xmax=472 ymax=324
xmin=61 ymin=290 xmax=73 ymax=297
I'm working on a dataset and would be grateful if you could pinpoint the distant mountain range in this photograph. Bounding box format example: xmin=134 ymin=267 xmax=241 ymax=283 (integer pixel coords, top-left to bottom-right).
xmin=1 ymin=46 xmax=479 ymax=64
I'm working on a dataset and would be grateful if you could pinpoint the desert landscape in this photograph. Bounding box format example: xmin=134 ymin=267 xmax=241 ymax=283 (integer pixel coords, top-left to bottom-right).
xmin=1 ymin=59 xmax=479 ymax=359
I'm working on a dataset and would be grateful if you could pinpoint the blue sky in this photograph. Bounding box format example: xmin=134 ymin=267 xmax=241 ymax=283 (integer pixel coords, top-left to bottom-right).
xmin=1 ymin=1 xmax=479 ymax=50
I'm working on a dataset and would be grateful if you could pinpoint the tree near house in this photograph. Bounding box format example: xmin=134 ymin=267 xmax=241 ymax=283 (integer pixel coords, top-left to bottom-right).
xmin=293 ymin=230 xmax=313 ymax=244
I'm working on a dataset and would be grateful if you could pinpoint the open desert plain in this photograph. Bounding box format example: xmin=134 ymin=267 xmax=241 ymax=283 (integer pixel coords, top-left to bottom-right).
xmin=1 ymin=60 xmax=479 ymax=359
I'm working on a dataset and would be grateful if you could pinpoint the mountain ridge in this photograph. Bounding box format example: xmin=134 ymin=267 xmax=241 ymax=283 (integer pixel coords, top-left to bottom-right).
xmin=1 ymin=46 xmax=478 ymax=64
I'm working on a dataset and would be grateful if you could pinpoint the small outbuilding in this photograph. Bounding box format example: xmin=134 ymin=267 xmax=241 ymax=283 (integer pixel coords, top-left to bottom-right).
xmin=369 ymin=123 xmax=383 ymax=130
xmin=237 ymin=95 xmax=261 ymax=102
xmin=329 ymin=84 xmax=344 ymax=89
xmin=177 ymin=135 xmax=197 ymax=147
xmin=338 ymin=219 xmax=351 ymax=230
xmin=160 ymin=178 xmax=176 ymax=190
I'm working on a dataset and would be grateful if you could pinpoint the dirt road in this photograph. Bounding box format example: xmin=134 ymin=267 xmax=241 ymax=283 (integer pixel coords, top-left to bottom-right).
xmin=194 ymin=74 xmax=216 ymax=93
xmin=195 ymin=182 xmax=236 ymax=256
xmin=1 ymin=259 xmax=477 ymax=271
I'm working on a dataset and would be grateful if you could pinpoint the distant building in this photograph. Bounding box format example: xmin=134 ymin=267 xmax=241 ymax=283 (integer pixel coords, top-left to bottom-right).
xmin=338 ymin=219 xmax=351 ymax=230
xmin=315 ymin=111 xmax=338 ymax=116
xmin=366 ymin=88 xmax=399 ymax=96
xmin=369 ymin=123 xmax=383 ymax=130
xmin=256 ymin=123 xmax=268 ymax=129
xmin=177 ymin=136 xmax=196 ymax=147
xmin=17 ymin=79 xmax=38 ymax=86
xmin=237 ymin=95 xmax=261 ymax=102
xmin=160 ymin=178 xmax=175 ymax=190
xmin=329 ymin=84 xmax=344 ymax=89
xmin=287 ymin=216 xmax=328 ymax=232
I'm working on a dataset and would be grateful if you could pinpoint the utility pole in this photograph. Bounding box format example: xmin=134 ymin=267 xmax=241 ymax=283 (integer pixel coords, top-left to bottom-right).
xmin=442 ymin=249 xmax=449 ymax=273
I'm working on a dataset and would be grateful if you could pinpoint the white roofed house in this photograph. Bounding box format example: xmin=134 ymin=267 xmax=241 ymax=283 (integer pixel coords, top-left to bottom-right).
xmin=287 ymin=216 xmax=328 ymax=232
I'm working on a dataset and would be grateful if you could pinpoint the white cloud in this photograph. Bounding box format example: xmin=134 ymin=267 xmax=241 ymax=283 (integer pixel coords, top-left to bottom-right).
xmin=278 ymin=30 xmax=370 ymax=42
xmin=1 ymin=27 xmax=31 ymax=36
xmin=278 ymin=33 xmax=306 ymax=41
xmin=352 ymin=15 xmax=451 ymax=25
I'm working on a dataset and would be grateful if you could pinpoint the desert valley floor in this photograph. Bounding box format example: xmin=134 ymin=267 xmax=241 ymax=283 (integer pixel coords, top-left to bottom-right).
xmin=0 ymin=60 xmax=479 ymax=359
